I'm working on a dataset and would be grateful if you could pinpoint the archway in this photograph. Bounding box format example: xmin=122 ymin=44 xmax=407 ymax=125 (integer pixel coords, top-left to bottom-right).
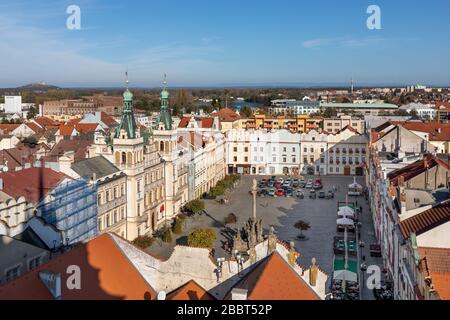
xmin=121 ymin=152 xmax=126 ymax=164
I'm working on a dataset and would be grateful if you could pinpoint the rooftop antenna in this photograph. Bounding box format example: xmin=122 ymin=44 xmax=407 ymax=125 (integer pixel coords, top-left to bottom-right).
xmin=125 ymin=67 xmax=129 ymax=89
xmin=351 ymin=78 xmax=354 ymax=94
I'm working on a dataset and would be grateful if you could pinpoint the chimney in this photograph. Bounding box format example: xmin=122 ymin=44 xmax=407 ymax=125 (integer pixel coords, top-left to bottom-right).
xmin=38 ymin=271 xmax=61 ymax=300
xmin=231 ymin=288 xmax=248 ymax=300
xmin=92 ymin=172 xmax=97 ymax=182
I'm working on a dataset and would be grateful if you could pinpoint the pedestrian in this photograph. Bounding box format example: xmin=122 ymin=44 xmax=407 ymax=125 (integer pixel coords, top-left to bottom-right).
xmin=211 ymin=248 xmax=216 ymax=257
xmin=360 ymin=206 xmax=363 ymax=213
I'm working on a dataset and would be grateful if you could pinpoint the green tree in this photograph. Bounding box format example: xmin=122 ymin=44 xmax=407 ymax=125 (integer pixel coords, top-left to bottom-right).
xmin=188 ymin=228 xmax=216 ymax=249
xmin=172 ymin=215 xmax=186 ymax=235
xmin=26 ymin=106 xmax=39 ymax=120
xmin=183 ymin=199 xmax=205 ymax=214
xmin=162 ymin=228 xmax=173 ymax=243
xmin=132 ymin=235 xmax=154 ymax=249
xmin=239 ymin=106 xmax=253 ymax=117
xmin=294 ymin=220 xmax=311 ymax=239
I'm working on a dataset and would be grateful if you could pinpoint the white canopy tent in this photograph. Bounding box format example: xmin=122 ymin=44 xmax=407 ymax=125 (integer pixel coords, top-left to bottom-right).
xmin=333 ymin=270 xmax=358 ymax=282
xmin=337 ymin=217 xmax=355 ymax=227
xmin=338 ymin=206 xmax=355 ymax=216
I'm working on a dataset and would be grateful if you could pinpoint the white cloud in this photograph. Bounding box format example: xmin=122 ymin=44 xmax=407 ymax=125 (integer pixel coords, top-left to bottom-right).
xmin=302 ymin=37 xmax=386 ymax=49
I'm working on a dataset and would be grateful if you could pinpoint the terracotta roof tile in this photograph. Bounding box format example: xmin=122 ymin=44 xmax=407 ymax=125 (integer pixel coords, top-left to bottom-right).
xmin=400 ymin=200 xmax=450 ymax=239
xmin=0 ymin=167 xmax=67 ymax=203
xmin=394 ymin=122 xmax=450 ymax=141
xmin=225 ymin=252 xmax=320 ymax=300
xmin=48 ymin=139 xmax=93 ymax=161
xmin=388 ymin=154 xmax=450 ymax=186
xmin=0 ymin=234 xmax=157 ymax=300
xmin=211 ymin=107 xmax=241 ymax=122
xmin=418 ymin=247 xmax=450 ymax=300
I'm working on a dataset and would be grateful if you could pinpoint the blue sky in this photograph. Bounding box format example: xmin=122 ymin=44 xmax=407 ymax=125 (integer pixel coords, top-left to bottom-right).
xmin=0 ymin=0 xmax=449 ymax=87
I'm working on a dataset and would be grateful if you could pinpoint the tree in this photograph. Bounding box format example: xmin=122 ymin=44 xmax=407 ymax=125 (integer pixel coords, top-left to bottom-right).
xmin=294 ymin=220 xmax=311 ymax=240
xmin=224 ymin=213 xmax=238 ymax=225
xmin=162 ymin=227 xmax=173 ymax=243
xmin=27 ymin=106 xmax=39 ymax=120
xmin=183 ymin=199 xmax=205 ymax=215
xmin=132 ymin=235 xmax=154 ymax=249
xmin=172 ymin=215 xmax=186 ymax=234
xmin=188 ymin=228 xmax=216 ymax=249
xmin=239 ymin=106 xmax=253 ymax=117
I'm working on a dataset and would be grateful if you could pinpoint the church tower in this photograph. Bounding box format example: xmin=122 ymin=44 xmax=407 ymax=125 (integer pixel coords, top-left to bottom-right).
xmin=112 ymin=74 xmax=147 ymax=240
xmin=153 ymin=75 xmax=183 ymax=220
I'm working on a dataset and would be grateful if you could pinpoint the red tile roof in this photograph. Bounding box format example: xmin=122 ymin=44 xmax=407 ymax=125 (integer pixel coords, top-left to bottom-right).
xmin=166 ymin=280 xmax=216 ymax=300
xmin=100 ymin=112 xmax=118 ymax=127
xmin=0 ymin=233 xmax=157 ymax=300
xmin=0 ymin=167 xmax=67 ymax=203
xmin=25 ymin=122 xmax=43 ymax=134
xmin=0 ymin=124 xmax=20 ymax=134
xmin=75 ymin=123 xmax=100 ymax=134
xmin=436 ymin=102 xmax=450 ymax=110
xmin=57 ymin=125 xmax=76 ymax=136
xmin=211 ymin=107 xmax=241 ymax=122
xmin=388 ymin=154 xmax=450 ymax=186
xmin=48 ymin=139 xmax=93 ymax=161
xmin=178 ymin=116 xmax=215 ymax=129
xmin=396 ymin=122 xmax=450 ymax=141
xmin=400 ymin=200 xmax=450 ymax=239
xmin=225 ymin=252 xmax=320 ymax=300
xmin=34 ymin=117 xmax=61 ymax=128
xmin=418 ymin=247 xmax=450 ymax=300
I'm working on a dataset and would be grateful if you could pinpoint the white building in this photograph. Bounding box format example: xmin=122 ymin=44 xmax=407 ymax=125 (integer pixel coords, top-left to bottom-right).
xmin=3 ymin=96 xmax=22 ymax=114
xmin=399 ymin=103 xmax=436 ymax=119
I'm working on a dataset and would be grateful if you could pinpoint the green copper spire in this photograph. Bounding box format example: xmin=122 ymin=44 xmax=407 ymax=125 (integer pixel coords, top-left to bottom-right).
xmin=156 ymin=74 xmax=173 ymax=130
xmin=115 ymin=72 xmax=138 ymax=139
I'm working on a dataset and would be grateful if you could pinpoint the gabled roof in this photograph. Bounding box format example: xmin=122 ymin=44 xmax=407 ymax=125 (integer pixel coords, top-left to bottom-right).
xmin=33 ymin=117 xmax=61 ymax=129
xmin=0 ymin=124 xmax=20 ymax=134
xmin=0 ymin=233 xmax=157 ymax=300
xmin=418 ymin=247 xmax=450 ymax=300
xmin=166 ymin=280 xmax=216 ymax=300
xmin=337 ymin=125 xmax=360 ymax=135
xmin=178 ymin=116 xmax=215 ymax=129
xmin=0 ymin=167 xmax=67 ymax=204
xmin=400 ymin=200 xmax=450 ymax=239
xmin=396 ymin=122 xmax=450 ymax=142
xmin=71 ymin=156 xmax=121 ymax=180
xmin=436 ymin=102 xmax=450 ymax=110
xmin=225 ymin=252 xmax=320 ymax=300
xmin=388 ymin=154 xmax=450 ymax=186
xmin=211 ymin=107 xmax=241 ymax=122
xmin=25 ymin=122 xmax=43 ymax=134
xmin=48 ymin=139 xmax=93 ymax=161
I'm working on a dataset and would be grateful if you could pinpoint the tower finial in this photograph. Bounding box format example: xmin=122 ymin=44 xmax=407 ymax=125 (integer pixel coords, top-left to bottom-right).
xmin=163 ymin=73 xmax=167 ymax=89
xmin=125 ymin=68 xmax=129 ymax=89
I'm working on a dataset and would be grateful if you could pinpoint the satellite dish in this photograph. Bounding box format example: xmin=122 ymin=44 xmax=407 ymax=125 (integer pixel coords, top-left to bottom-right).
xmin=3 ymin=166 xmax=8 ymax=172
xmin=157 ymin=291 xmax=166 ymax=300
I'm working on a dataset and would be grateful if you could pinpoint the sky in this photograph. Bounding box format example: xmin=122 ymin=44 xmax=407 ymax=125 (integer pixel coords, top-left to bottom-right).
xmin=0 ymin=0 xmax=449 ymax=87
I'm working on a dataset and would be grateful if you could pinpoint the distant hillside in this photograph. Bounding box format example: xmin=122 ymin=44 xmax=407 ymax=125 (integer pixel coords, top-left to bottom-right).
xmin=17 ymin=83 xmax=59 ymax=91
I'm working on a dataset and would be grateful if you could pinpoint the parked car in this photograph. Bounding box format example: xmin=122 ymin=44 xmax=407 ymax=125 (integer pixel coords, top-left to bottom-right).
xmin=258 ymin=189 xmax=268 ymax=197
xmin=326 ymin=190 xmax=334 ymax=199
xmin=313 ymin=178 xmax=323 ymax=190
xmin=277 ymin=177 xmax=284 ymax=183
xmin=276 ymin=189 xmax=285 ymax=196
xmin=275 ymin=181 xmax=282 ymax=189
xmin=296 ymin=190 xmax=304 ymax=199
xmin=268 ymin=188 xmax=276 ymax=197
xmin=261 ymin=178 xmax=268 ymax=185
xmin=305 ymin=182 xmax=313 ymax=189
xmin=268 ymin=180 xmax=275 ymax=188
xmin=283 ymin=180 xmax=291 ymax=188
xmin=285 ymin=188 xmax=293 ymax=197
xmin=292 ymin=179 xmax=299 ymax=188
xmin=299 ymin=181 xmax=306 ymax=188
xmin=318 ymin=191 xmax=326 ymax=199
xmin=309 ymin=190 xmax=316 ymax=199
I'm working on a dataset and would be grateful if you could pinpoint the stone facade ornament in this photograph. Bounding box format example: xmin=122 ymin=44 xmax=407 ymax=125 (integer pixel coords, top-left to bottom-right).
xmin=309 ymin=257 xmax=319 ymax=287
xmin=287 ymin=241 xmax=296 ymax=266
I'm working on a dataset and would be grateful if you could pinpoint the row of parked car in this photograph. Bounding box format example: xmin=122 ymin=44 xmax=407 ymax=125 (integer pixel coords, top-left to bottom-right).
xmin=252 ymin=176 xmax=333 ymax=199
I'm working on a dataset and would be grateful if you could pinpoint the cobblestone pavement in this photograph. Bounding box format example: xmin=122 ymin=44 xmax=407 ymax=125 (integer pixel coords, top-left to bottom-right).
xmin=146 ymin=175 xmax=383 ymax=299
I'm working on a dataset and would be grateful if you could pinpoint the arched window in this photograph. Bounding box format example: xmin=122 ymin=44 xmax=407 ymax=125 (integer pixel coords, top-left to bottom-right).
xmin=121 ymin=152 xmax=126 ymax=164
xmin=160 ymin=141 xmax=164 ymax=151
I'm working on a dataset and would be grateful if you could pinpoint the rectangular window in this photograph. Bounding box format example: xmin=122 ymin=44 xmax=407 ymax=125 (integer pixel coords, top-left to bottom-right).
xmin=233 ymin=147 xmax=237 ymax=152
xmin=98 ymin=218 xmax=102 ymax=231
xmin=28 ymin=257 xmax=41 ymax=271
xmin=6 ymin=265 xmax=20 ymax=282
